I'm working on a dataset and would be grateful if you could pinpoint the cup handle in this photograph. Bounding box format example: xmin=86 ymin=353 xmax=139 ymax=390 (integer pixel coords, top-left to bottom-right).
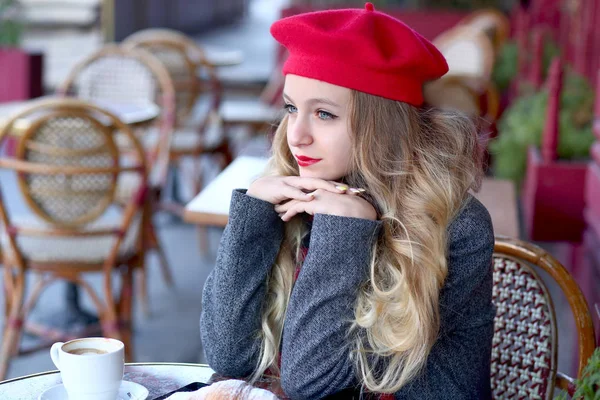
xmin=50 ymin=342 xmax=64 ymax=370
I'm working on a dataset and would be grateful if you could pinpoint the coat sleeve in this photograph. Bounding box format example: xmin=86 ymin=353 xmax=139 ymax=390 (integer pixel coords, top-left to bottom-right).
xmin=279 ymin=213 xmax=382 ymax=399
xmin=200 ymin=189 xmax=284 ymax=378
xmin=393 ymin=197 xmax=496 ymax=400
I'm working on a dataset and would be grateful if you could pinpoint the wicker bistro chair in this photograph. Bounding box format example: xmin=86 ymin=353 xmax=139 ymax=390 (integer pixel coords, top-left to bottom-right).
xmin=123 ymin=29 xmax=205 ymax=125
xmin=0 ymin=98 xmax=149 ymax=380
xmin=58 ymin=44 xmax=177 ymax=314
xmin=424 ymin=75 xmax=500 ymax=122
xmin=491 ymin=237 xmax=596 ymax=399
xmin=58 ymin=44 xmax=176 ymax=198
xmin=131 ymin=29 xmax=283 ymax=135
xmin=125 ymin=28 xmax=282 ymax=145
xmin=218 ymin=63 xmax=284 ymax=138
xmin=457 ymin=9 xmax=511 ymax=55
xmin=433 ymin=25 xmax=496 ymax=96
xmin=122 ymin=29 xmax=233 ymax=202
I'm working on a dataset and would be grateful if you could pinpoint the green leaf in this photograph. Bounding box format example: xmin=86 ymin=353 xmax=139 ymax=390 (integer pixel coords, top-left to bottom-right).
xmin=572 ymin=347 xmax=600 ymax=399
xmin=0 ymin=0 xmax=22 ymax=46
xmin=492 ymin=41 xmax=518 ymax=91
xmin=491 ymin=68 xmax=594 ymax=185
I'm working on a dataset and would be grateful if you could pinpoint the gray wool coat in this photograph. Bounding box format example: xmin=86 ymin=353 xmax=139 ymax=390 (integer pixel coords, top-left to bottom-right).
xmin=200 ymin=189 xmax=495 ymax=400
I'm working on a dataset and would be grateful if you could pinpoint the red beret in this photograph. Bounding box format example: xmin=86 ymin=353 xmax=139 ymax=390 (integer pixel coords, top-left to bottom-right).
xmin=270 ymin=2 xmax=449 ymax=106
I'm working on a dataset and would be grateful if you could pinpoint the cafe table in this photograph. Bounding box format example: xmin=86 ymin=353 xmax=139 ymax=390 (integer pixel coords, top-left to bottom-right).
xmin=193 ymin=46 xmax=245 ymax=82
xmin=0 ymin=363 xmax=215 ymax=399
xmin=201 ymin=47 xmax=244 ymax=68
xmin=194 ymin=47 xmax=276 ymax=89
xmin=184 ymin=156 xmax=520 ymax=239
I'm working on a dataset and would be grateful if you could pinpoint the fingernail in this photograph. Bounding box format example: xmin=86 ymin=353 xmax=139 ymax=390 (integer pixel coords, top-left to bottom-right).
xmin=349 ymin=188 xmax=361 ymax=193
xmin=357 ymin=188 xmax=366 ymax=193
xmin=306 ymin=191 xmax=316 ymax=197
xmin=335 ymin=185 xmax=348 ymax=191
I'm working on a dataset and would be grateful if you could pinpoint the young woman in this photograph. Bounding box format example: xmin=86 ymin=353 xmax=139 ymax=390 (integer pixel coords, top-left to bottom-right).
xmin=200 ymin=3 xmax=495 ymax=399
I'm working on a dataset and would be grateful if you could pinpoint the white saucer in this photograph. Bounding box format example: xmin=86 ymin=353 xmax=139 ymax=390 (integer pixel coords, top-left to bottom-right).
xmin=39 ymin=380 xmax=149 ymax=400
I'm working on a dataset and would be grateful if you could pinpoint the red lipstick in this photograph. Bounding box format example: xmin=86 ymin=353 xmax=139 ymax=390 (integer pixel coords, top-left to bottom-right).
xmin=295 ymin=155 xmax=322 ymax=167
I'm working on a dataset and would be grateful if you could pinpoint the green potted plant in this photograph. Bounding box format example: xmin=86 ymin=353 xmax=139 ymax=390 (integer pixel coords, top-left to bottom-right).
xmin=557 ymin=347 xmax=600 ymax=399
xmin=491 ymin=39 xmax=560 ymax=95
xmin=0 ymin=0 xmax=21 ymax=46
xmin=491 ymin=39 xmax=518 ymax=93
xmin=489 ymin=68 xmax=595 ymax=186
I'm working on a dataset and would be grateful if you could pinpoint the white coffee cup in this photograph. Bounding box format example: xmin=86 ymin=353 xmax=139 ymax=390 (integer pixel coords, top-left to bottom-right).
xmin=50 ymin=337 xmax=124 ymax=400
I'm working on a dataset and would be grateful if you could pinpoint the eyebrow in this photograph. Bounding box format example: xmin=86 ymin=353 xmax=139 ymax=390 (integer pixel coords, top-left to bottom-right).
xmin=283 ymin=93 xmax=341 ymax=108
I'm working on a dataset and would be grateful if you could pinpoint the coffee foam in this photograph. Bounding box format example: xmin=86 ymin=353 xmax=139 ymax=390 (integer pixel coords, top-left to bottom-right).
xmin=62 ymin=337 xmax=123 ymax=356
xmin=68 ymin=348 xmax=108 ymax=356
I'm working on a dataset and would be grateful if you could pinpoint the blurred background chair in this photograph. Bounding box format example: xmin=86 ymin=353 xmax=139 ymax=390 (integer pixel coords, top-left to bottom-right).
xmin=58 ymin=44 xmax=177 ymax=315
xmin=0 ymin=98 xmax=148 ymax=379
xmin=433 ymin=24 xmax=496 ymax=95
xmin=491 ymin=237 xmax=596 ymax=398
xmin=457 ymin=8 xmax=510 ymax=56
xmin=426 ymin=20 xmax=499 ymax=121
xmin=122 ymin=29 xmax=233 ymax=205
xmin=425 ymin=17 xmax=500 ymax=165
xmin=424 ymin=77 xmax=480 ymax=116
xmin=218 ymin=62 xmax=284 ymax=141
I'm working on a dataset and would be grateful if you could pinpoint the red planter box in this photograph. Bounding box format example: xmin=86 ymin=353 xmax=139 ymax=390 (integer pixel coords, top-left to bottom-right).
xmin=522 ymin=147 xmax=588 ymax=242
xmin=0 ymin=48 xmax=43 ymax=102
xmin=521 ymin=59 xmax=589 ymax=243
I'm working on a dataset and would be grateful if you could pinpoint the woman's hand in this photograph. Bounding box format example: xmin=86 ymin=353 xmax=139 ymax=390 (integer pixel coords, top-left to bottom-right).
xmin=246 ymin=176 xmax=346 ymax=205
xmin=274 ymin=188 xmax=378 ymax=221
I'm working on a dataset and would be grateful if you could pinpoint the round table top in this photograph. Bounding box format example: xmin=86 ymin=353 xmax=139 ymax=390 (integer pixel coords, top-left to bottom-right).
xmin=0 ymin=363 xmax=215 ymax=400
xmin=0 ymin=97 xmax=161 ymax=136
xmin=202 ymin=48 xmax=244 ymax=68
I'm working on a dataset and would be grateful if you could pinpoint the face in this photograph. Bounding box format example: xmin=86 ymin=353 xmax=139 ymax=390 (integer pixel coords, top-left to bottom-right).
xmin=283 ymin=74 xmax=353 ymax=181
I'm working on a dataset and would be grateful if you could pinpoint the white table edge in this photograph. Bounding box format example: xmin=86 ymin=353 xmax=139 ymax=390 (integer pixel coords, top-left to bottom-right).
xmin=0 ymin=362 xmax=212 ymax=386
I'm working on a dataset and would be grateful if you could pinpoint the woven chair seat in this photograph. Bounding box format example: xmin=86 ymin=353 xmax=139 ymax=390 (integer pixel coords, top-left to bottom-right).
xmin=491 ymin=255 xmax=556 ymax=400
xmin=219 ymin=98 xmax=280 ymax=124
xmin=1 ymin=215 xmax=141 ymax=264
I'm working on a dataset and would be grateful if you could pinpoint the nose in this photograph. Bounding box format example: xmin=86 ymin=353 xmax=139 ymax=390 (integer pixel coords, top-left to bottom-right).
xmin=287 ymin=114 xmax=313 ymax=147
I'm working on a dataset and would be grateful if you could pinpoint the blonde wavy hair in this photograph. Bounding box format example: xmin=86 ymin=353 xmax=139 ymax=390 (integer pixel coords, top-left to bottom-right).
xmin=251 ymin=90 xmax=484 ymax=393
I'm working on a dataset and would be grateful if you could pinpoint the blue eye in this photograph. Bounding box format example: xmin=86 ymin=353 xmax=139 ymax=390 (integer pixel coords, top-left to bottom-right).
xmin=284 ymin=104 xmax=297 ymax=114
xmin=317 ymin=110 xmax=336 ymax=120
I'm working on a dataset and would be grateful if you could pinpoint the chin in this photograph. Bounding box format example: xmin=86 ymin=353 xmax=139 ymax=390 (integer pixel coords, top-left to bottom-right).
xmin=298 ymin=170 xmax=318 ymax=179
xmin=299 ymin=169 xmax=342 ymax=181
